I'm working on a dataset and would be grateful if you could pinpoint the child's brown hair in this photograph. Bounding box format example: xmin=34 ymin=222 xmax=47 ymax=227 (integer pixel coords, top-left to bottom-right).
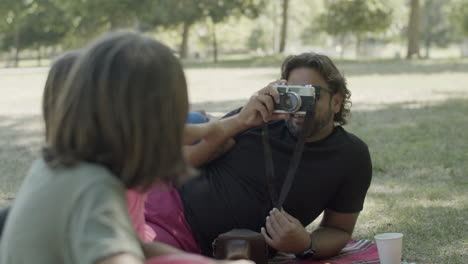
xmin=42 ymin=50 xmax=81 ymax=142
xmin=43 ymin=32 xmax=190 ymax=190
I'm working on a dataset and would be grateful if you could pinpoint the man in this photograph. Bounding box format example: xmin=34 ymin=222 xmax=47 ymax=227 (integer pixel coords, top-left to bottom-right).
xmin=145 ymin=52 xmax=372 ymax=260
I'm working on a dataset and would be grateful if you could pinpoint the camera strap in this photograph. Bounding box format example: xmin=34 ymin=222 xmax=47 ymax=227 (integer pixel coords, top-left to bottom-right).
xmin=262 ymin=105 xmax=316 ymax=209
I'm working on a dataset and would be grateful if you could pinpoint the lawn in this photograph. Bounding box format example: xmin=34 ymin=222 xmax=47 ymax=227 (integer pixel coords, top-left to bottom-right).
xmin=0 ymin=58 xmax=467 ymax=263
xmin=345 ymin=99 xmax=467 ymax=263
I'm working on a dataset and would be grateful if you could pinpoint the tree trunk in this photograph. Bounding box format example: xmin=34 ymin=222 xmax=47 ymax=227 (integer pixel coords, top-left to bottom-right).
xmin=424 ymin=37 xmax=431 ymax=59
xmin=272 ymin=0 xmax=278 ymax=53
xmin=110 ymin=20 xmax=117 ymax=31
xmin=461 ymin=37 xmax=468 ymax=58
xmin=37 ymin=46 xmax=42 ymax=66
xmin=180 ymin=21 xmax=191 ymax=59
xmin=14 ymin=48 xmax=20 ymax=67
xmin=355 ymin=35 xmax=361 ymax=58
xmin=13 ymin=23 xmax=20 ymax=67
xmin=134 ymin=17 xmax=142 ymax=32
xmin=406 ymin=0 xmax=421 ymax=59
xmin=339 ymin=35 xmax=345 ymax=59
xmin=279 ymin=0 xmax=289 ymax=53
xmin=212 ymin=22 xmax=218 ymax=63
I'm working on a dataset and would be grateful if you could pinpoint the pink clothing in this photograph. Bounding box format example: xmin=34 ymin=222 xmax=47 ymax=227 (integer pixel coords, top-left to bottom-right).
xmin=145 ymin=184 xmax=201 ymax=254
xmin=126 ymin=189 xmax=156 ymax=242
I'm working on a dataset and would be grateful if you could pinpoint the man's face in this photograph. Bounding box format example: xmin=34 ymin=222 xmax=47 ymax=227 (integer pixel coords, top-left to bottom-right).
xmin=285 ymin=67 xmax=339 ymax=139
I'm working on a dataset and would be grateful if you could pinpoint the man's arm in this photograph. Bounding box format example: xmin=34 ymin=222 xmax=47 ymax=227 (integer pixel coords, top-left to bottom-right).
xmin=261 ymin=208 xmax=359 ymax=259
xmin=184 ymin=80 xmax=288 ymax=167
xmin=183 ymin=115 xmax=245 ymax=167
xmin=310 ymin=209 xmax=358 ymax=258
xmin=184 ymin=137 xmax=236 ymax=167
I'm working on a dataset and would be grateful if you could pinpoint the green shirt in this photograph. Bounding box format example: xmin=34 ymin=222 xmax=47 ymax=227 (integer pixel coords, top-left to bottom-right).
xmin=0 ymin=159 xmax=144 ymax=264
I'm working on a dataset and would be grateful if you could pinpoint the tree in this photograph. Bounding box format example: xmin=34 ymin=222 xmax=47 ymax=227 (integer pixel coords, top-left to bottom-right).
xmin=450 ymin=0 xmax=468 ymax=36
xmin=317 ymin=0 xmax=393 ymax=58
xmin=140 ymin=0 xmax=264 ymax=60
xmin=421 ymin=0 xmax=456 ymax=58
xmin=278 ymin=0 xmax=289 ymax=53
xmin=406 ymin=0 xmax=421 ymax=59
xmin=450 ymin=0 xmax=468 ymax=57
xmin=247 ymin=27 xmax=268 ymax=51
xmin=143 ymin=0 xmax=205 ymax=59
xmin=56 ymin=0 xmax=168 ymax=46
xmin=0 ymin=0 xmax=33 ymax=66
xmin=57 ymin=0 xmax=139 ymax=31
xmin=203 ymin=0 xmax=266 ymax=62
xmin=0 ymin=0 xmax=71 ymax=66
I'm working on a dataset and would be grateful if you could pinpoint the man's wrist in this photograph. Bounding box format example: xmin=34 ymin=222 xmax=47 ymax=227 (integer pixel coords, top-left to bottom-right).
xmin=295 ymin=236 xmax=315 ymax=259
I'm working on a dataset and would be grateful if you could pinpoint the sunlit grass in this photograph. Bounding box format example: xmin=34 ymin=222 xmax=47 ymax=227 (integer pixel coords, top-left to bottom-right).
xmin=303 ymin=100 xmax=467 ymax=263
xmin=346 ymin=99 xmax=468 ymax=263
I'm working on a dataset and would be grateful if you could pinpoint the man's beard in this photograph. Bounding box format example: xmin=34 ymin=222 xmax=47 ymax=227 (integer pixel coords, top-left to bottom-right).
xmin=286 ymin=107 xmax=334 ymax=138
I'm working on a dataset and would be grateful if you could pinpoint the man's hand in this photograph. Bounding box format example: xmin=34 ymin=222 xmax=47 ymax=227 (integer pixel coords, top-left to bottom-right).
xmin=261 ymin=208 xmax=311 ymax=254
xmin=236 ymin=80 xmax=289 ymax=128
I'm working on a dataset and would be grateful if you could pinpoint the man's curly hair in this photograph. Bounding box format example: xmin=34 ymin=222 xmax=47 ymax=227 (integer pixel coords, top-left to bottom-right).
xmin=280 ymin=52 xmax=351 ymax=125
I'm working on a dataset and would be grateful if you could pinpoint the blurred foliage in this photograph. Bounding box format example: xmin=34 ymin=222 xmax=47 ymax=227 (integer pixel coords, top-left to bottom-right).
xmin=1 ymin=0 xmax=467 ymax=62
xmin=193 ymin=0 xmax=266 ymax=61
xmin=203 ymin=0 xmax=266 ymax=23
xmin=317 ymin=0 xmax=393 ymax=36
xmin=316 ymin=0 xmax=393 ymax=56
xmin=421 ymin=0 xmax=457 ymax=58
xmin=0 ymin=0 xmax=71 ymax=66
xmin=247 ymin=27 xmax=268 ymax=51
xmin=450 ymin=0 xmax=468 ymax=37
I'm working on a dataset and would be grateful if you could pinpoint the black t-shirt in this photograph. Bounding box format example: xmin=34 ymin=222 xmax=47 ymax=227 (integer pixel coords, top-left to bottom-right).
xmin=178 ymin=119 xmax=372 ymax=256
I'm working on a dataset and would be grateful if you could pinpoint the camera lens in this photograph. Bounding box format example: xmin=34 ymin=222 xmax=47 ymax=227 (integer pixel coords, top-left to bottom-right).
xmin=280 ymin=92 xmax=301 ymax=112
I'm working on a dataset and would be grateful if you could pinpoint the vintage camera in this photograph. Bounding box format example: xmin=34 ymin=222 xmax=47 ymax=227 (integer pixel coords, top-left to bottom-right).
xmin=272 ymin=84 xmax=319 ymax=114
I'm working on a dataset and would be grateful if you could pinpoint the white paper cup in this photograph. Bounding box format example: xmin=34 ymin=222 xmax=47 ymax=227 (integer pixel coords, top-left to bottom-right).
xmin=374 ymin=233 xmax=403 ymax=264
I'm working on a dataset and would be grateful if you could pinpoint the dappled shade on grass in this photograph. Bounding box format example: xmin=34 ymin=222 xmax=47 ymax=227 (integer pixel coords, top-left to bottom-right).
xmin=346 ymin=98 xmax=467 ymax=263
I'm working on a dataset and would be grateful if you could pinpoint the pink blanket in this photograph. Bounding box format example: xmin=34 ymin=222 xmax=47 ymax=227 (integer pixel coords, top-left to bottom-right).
xmin=270 ymin=239 xmax=380 ymax=264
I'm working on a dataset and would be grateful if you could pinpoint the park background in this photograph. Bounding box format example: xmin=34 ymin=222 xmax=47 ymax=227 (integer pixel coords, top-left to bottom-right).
xmin=0 ymin=0 xmax=467 ymax=263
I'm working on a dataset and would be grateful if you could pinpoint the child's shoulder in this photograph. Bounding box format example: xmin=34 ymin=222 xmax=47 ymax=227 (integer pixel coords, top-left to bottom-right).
xmin=26 ymin=159 xmax=125 ymax=199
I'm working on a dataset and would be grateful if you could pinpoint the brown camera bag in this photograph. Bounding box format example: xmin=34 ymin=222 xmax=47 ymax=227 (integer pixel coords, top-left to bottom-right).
xmin=212 ymin=229 xmax=269 ymax=264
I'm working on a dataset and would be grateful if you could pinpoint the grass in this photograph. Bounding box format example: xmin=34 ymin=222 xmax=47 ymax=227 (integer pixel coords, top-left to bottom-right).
xmin=302 ymin=99 xmax=468 ymax=263
xmin=345 ymin=99 xmax=468 ymax=263
xmin=2 ymin=58 xmax=52 ymax=68
xmin=0 ymin=59 xmax=467 ymax=263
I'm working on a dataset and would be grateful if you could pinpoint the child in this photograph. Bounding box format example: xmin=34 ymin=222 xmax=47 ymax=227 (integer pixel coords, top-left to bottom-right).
xmin=0 ymin=32 xmax=249 ymax=264
xmin=127 ymin=121 xmax=226 ymax=244
xmin=0 ymin=50 xmax=81 ymax=242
